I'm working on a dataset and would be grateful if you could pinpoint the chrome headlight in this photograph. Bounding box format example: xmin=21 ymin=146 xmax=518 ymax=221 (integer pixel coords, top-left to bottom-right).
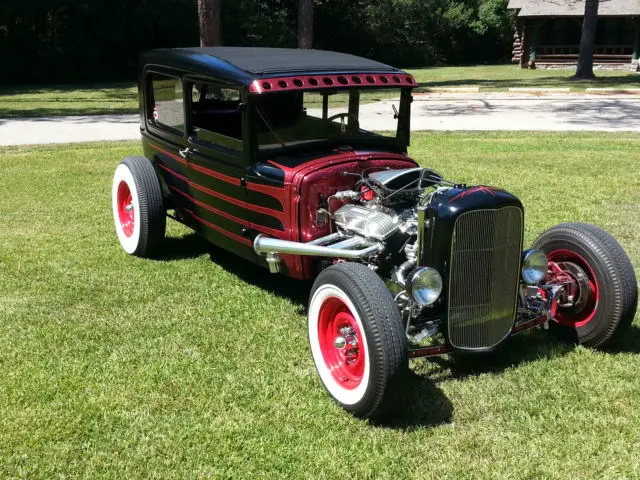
xmin=407 ymin=267 xmax=443 ymax=306
xmin=521 ymin=249 xmax=548 ymax=285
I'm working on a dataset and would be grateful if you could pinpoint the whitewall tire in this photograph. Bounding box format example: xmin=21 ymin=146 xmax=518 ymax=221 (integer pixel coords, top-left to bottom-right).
xmin=308 ymin=262 xmax=408 ymax=418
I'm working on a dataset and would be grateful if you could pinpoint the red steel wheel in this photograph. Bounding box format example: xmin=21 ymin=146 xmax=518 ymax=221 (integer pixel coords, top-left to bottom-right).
xmin=308 ymin=263 xmax=407 ymax=418
xmin=116 ymin=180 xmax=135 ymax=238
xmin=317 ymin=296 xmax=366 ymax=391
xmin=533 ymin=223 xmax=637 ymax=348
xmin=547 ymin=249 xmax=599 ymax=329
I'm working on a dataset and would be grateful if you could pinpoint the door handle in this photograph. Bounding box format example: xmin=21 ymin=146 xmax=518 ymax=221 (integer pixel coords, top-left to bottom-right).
xmin=178 ymin=147 xmax=196 ymax=159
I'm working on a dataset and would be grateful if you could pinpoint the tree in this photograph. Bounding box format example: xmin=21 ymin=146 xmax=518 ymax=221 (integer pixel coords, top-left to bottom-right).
xmin=198 ymin=0 xmax=222 ymax=47
xmin=573 ymin=0 xmax=599 ymax=79
xmin=298 ymin=0 xmax=313 ymax=49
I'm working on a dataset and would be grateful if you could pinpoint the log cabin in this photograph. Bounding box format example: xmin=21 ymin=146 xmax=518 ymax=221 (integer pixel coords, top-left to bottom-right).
xmin=509 ymin=0 xmax=640 ymax=69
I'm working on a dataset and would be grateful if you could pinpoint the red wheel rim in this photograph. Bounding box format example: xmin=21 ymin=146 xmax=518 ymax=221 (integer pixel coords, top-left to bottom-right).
xmin=548 ymin=249 xmax=599 ymax=328
xmin=317 ymin=297 xmax=365 ymax=390
xmin=116 ymin=181 xmax=134 ymax=237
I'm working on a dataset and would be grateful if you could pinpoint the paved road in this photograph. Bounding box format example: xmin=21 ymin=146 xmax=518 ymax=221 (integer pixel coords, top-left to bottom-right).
xmin=0 ymin=114 xmax=140 ymax=146
xmin=368 ymin=93 xmax=640 ymax=132
xmin=1 ymin=93 xmax=640 ymax=146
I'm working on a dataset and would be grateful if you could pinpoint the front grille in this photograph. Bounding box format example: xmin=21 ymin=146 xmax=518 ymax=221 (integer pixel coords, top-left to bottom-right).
xmin=448 ymin=207 xmax=523 ymax=350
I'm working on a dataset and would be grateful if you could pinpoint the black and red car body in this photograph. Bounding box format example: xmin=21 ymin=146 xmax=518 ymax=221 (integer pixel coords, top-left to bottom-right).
xmin=112 ymin=47 xmax=637 ymax=418
xmin=136 ymin=47 xmax=418 ymax=278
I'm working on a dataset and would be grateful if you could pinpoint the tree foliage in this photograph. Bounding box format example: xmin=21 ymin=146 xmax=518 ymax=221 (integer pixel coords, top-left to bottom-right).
xmin=0 ymin=0 xmax=514 ymax=84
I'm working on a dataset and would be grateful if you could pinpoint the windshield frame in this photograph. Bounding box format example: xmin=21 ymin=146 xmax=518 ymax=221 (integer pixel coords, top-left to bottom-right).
xmin=248 ymin=86 xmax=413 ymax=159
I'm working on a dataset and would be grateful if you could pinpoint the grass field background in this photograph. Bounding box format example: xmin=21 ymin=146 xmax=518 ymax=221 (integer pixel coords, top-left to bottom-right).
xmin=2 ymin=65 xmax=639 ymax=118
xmin=1 ymin=132 xmax=639 ymax=478
xmin=410 ymin=64 xmax=640 ymax=91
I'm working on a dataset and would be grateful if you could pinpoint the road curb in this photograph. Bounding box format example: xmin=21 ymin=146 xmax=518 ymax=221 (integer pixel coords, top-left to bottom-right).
xmin=422 ymin=87 xmax=480 ymax=93
xmin=508 ymin=87 xmax=572 ymax=93
xmin=586 ymin=88 xmax=640 ymax=94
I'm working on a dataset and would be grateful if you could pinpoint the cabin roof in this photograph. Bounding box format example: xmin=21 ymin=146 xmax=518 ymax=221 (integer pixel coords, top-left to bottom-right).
xmin=508 ymin=0 xmax=640 ymax=17
xmin=141 ymin=47 xmax=405 ymax=86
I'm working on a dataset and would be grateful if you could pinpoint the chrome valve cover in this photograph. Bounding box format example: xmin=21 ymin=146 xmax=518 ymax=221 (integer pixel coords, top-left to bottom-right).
xmin=333 ymin=204 xmax=399 ymax=241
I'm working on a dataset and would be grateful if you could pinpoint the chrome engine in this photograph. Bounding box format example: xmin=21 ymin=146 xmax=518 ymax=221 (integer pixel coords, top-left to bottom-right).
xmin=254 ymin=166 xmax=531 ymax=351
xmin=333 ymin=204 xmax=399 ymax=241
xmin=255 ymin=167 xmax=437 ymax=299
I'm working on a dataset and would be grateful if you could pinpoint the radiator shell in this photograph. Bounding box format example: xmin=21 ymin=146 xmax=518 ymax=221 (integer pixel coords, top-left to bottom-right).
xmin=419 ymin=185 xmax=524 ymax=352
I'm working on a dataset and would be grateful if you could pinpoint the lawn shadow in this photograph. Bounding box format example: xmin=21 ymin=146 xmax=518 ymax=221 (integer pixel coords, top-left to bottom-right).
xmin=0 ymin=81 xmax=136 ymax=96
xmin=416 ymin=74 xmax=640 ymax=91
xmin=0 ymin=107 xmax=138 ymax=119
xmin=370 ymin=370 xmax=454 ymax=430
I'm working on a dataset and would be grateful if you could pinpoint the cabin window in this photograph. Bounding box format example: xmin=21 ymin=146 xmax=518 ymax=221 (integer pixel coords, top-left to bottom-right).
xmin=189 ymin=83 xmax=242 ymax=151
xmin=148 ymin=74 xmax=185 ymax=135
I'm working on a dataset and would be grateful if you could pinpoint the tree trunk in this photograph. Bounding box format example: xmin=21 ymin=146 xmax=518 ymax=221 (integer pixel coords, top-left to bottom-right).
xmin=198 ymin=0 xmax=222 ymax=47
xmin=573 ymin=0 xmax=599 ymax=79
xmin=298 ymin=0 xmax=313 ymax=49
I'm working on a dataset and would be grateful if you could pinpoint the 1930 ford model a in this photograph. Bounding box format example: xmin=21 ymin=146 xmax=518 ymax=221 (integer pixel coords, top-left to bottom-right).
xmin=112 ymin=47 xmax=638 ymax=418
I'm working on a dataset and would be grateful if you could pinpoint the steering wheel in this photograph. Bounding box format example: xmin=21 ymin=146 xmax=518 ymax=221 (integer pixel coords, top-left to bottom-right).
xmin=327 ymin=112 xmax=360 ymax=133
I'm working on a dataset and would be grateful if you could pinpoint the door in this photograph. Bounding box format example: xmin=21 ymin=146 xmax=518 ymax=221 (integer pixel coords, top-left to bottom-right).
xmin=180 ymin=81 xmax=254 ymax=261
xmin=142 ymin=71 xmax=194 ymax=226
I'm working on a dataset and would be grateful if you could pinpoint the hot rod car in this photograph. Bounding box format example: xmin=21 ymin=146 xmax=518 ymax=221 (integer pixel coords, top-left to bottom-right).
xmin=112 ymin=47 xmax=638 ymax=419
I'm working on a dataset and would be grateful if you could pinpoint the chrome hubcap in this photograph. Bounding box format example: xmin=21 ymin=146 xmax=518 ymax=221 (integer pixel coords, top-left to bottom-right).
xmin=333 ymin=336 xmax=347 ymax=349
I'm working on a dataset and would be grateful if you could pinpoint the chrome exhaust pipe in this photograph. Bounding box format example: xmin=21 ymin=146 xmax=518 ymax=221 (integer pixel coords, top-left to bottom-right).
xmin=254 ymin=234 xmax=383 ymax=273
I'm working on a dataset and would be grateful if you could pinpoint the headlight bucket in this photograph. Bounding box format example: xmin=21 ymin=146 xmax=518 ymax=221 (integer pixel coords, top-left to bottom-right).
xmin=407 ymin=267 xmax=443 ymax=306
xmin=521 ymin=249 xmax=548 ymax=285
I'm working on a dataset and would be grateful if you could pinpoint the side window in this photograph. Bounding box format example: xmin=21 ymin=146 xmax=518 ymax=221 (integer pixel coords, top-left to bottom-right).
xmin=189 ymin=83 xmax=242 ymax=151
xmin=149 ymin=74 xmax=184 ymax=134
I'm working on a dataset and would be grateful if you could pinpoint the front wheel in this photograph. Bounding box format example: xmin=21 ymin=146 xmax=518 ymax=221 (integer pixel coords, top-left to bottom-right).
xmin=308 ymin=263 xmax=408 ymax=419
xmin=532 ymin=223 xmax=637 ymax=348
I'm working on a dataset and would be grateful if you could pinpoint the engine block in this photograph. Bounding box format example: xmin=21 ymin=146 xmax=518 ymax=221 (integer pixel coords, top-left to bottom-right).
xmin=333 ymin=204 xmax=399 ymax=241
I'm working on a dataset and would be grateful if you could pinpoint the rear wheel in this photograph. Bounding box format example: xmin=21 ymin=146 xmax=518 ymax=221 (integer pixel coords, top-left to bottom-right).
xmin=532 ymin=223 xmax=637 ymax=348
xmin=112 ymin=156 xmax=166 ymax=257
xmin=308 ymin=263 xmax=407 ymax=418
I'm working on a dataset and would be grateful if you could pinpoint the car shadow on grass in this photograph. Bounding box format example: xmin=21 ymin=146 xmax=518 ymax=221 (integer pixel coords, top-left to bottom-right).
xmin=603 ymin=324 xmax=640 ymax=354
xmin=153 ymin=231 xmax=313 ymax=311
xmin=154 ymin=232 xmax=214 ymax=261
xmin=370 ymin=371 xmax=454 ymax=430
xmin=430 ymin=329 xmax=572 ymax=380
xmin=383 ymin=321 xmax=640 ymax=430
xmin=374 ymin=331 xmax=565 ymax=430
xmin=207 ymin=242 xmax=312 ymax=310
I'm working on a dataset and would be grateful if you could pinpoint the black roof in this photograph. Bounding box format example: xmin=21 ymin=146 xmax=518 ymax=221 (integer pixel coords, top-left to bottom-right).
xmin=141 ymin=47 xmax=404 ymax=86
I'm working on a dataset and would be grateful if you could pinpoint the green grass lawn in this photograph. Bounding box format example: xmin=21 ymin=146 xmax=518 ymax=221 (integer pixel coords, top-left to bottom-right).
xmin=2 ymin=65 xmax=639 ymax=119
xmin=1 ymin=132 xmax=639 ymax=478
xmin=409 ymin=64 xmax=640 ymax=91
xmin=0 ymin=83 xmax=138 ymax=119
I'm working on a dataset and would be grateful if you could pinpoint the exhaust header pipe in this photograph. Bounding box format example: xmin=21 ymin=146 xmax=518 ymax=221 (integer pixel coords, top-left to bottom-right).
xmin=253 ymin=234 xmax=383 ymax=273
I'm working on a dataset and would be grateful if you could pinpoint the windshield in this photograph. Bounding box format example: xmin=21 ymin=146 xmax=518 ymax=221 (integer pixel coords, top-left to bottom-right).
xmin=254 ymin=88 xmax=409 ymax=151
